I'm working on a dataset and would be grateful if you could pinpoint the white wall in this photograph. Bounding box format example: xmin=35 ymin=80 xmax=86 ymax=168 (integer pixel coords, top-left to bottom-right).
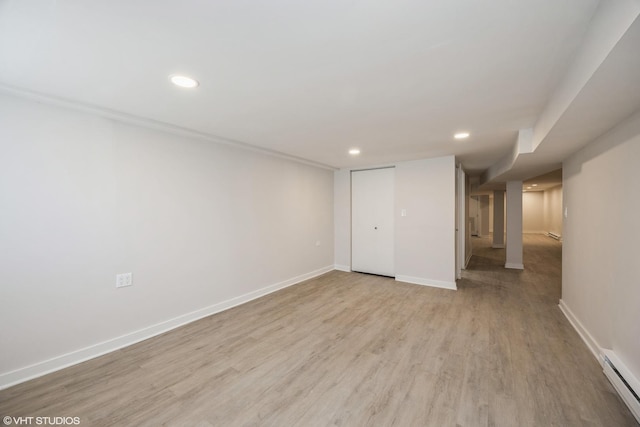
xmin=334 ymin=156 xmax=456 ymax=290
xmin=333 ymin=169 xmax=351 ymax=271
xmin=491 ymin=189 xmax=560 ymax=235
xmin=395 ymin=157 xmax=456 ymax=288
xmin=488 ymin=194 xmax=507 ymax=234
xmin=562 ymin=109 xmax=640 ymax=385
xmin=489 ymin=194 xmax=494 ymax=232
xmin=522 ymin=191 xmax=545 ymax=233
xmin=465 ymin=174 xmax=472 ymax=264
xmin=505 ymin=181 xmax=524 ymax=269
xmin=543 ymin=185 xmax=563 ymax=236
xmin=479 ymin=195 xmax=490 ymax=236
xmin=469 ymin=196 xmax=478 ymax=235
xmin=0 ymin=93 xmax=334 ymax=387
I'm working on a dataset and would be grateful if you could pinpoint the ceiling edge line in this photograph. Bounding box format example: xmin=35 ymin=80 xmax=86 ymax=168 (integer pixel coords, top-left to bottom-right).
xmin=0 ymin=83 xmax=337 ymax=171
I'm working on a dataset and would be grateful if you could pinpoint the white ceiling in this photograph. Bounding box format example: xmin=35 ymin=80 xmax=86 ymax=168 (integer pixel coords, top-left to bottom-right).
xmin=0 ymin=0 xmax=615 ymax=173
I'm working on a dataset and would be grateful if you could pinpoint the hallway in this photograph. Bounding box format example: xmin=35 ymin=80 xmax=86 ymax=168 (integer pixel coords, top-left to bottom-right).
xmin=461 ymin=233 xmax=634 ymax=425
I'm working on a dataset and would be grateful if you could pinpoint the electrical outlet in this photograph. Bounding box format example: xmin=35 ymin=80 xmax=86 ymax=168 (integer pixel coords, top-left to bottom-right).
xmin=116 ymin=273 xmax=133 ymax=288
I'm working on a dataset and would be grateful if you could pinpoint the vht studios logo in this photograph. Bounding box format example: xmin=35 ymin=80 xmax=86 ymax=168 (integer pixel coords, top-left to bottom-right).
xmin=2 ymin=416 xmax=80 ymax=425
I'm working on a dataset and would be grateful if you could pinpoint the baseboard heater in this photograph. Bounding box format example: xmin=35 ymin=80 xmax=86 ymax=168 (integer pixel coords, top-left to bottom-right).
xmin=547 ymin=231 xmax=561 ymax=240
xmin=602 ymin=350 xmax=640 ymax=423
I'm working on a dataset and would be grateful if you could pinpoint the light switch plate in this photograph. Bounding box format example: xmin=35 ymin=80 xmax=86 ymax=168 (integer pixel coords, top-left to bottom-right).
xmin=116 ymin=273 xmax=133 ymax=288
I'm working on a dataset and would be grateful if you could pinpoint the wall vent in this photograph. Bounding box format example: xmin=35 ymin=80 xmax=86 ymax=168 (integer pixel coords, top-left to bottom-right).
xmin=602 ymin=350 xmax=640 ymax=424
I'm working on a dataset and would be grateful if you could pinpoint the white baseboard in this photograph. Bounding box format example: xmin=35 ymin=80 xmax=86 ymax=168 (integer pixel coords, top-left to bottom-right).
xmin=504 ymin=262 xmax=524 ymax=269
xmin=334 ymin=264 xmax=351 ymax=272
xmin=0 ymin=265 xmax=334 ymax=390
xmin=559 ymin=299 xmax=640 ymax=423
xmin=546 ymin=231 xmax=562 ymax=240
xmin=558 ymin=299 xmax=603 ymax=363
xmin=465 ymin=252 xmax=472 ymax=269
xmin=395 ymin=275 xmax=457 ymax=291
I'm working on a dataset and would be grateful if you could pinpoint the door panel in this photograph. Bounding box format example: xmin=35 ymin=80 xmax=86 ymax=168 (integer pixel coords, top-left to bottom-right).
xmin=351 ymin=168 xmax=395 ymax=276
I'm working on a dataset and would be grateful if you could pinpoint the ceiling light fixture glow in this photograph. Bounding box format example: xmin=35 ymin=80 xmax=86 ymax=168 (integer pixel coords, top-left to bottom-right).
xmin=454 ymin=132 xmax=470 ymax=139
xmin=349 ymin=148 xmax=361 ymax=155
xmin=532 ymin=184 xmax=538 ymax=187
xmin=170 ymin=74 xmax=199 ymax=88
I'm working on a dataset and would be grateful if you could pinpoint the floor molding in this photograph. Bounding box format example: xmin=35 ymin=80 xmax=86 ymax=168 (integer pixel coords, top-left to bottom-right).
xmin=0 ymin=265 xmax=334 ymax=390
xmin=334 ymin=264 xmax=351 ymax=272
xmin=395 ymin=275 xmax=457 ymax=291
xmin=505 ymin=262 xmax=524 ymax=270
xmin=465 ymin=252 xmax=472 ymax=269
xmin=559 ymin=299 xmax=603 ymax=364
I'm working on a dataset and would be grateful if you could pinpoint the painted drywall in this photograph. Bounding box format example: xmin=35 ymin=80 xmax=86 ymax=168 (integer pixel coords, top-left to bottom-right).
xmin=492 ymin=191 xmax=505 ymax=248
xmin=562 ymin=108 xmax=640 ymax=385
xmin=469 ymin=196 xmax=479 ymax=236
xmin=334 ymin=156 xmax=456 ymax=289
xmin=455 ymin=165 xmax=465 ymax=279
xmin=489 ymin=194 xmax=493 ymax=232
xmin=395 ymin=157 xmax=456 ymax=288
xmin=469 ymin=195 xmax=489 ymax=236
xmin=333 ymin=169 xmax=351 ymax=271
xmin=465 ymin=174 xmax=472 ymax=265
xmin=0 ymin=93 xmax=334 ymax=385
xmin=543 ymin=185 xmax=563 ymax=237
xmin=488 ymin=193 xmax=507 ymax=234
xmin=479 ymin=195 xmax=490 ymax=236
xmin=505 ymin=181 xmax=523 ymax=269
xmin=522 ymin=191 xmax=545 ymax=233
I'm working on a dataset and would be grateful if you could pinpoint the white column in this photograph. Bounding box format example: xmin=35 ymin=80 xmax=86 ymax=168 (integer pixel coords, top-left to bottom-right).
xmin=492 ymin=190 xmax=505 ymax=248
xmin=505 ymin=181 xmax=524 ymax=269
xmin=479 ymin=195 xmax=490 ymax=236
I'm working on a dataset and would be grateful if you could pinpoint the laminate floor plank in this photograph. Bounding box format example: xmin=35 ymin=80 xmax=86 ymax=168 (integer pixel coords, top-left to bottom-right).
xmin=1 ymin=234 xmax=637 ymax=426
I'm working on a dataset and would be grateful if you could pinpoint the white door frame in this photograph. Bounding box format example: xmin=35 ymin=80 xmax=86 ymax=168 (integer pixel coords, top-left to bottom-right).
xmin=456 ymin=165 xmax=466 ymax=279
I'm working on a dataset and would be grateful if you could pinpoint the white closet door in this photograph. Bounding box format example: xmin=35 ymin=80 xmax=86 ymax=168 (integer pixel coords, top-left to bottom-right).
xmin=351 ymin=168 xmax=395 ymax=277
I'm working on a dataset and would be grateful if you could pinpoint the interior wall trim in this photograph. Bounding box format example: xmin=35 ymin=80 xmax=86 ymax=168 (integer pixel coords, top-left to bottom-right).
xmin=395 ymin=275 xmax=457 ymax=291
xmin=0 ymin=265 xmax=334 ymax=390
xmin=505 ymin=262 xmax=524 ymax=269
xmin=465 ymin=252 xmax=472 ymax=268
xmin=558 ymin=299 xmax=604 ymax=364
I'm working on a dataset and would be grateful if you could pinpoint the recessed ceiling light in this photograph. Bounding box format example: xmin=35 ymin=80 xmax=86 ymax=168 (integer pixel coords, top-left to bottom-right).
xmin=454 ymin=132 xmax=470 ymax=139
xmin=532 ymin=184 xmax=538 ymax=187
xmin=169 ymin=74 xmax=199 ymax=88
xmin=527 ymin=186 xmax=532 ymax=189
xmin=349 ymin=148 xmax=361 ymax=155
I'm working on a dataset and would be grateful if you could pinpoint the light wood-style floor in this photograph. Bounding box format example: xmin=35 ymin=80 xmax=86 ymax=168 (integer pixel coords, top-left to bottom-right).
xmin=1 ymin=234 xmax=637 ymax=426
